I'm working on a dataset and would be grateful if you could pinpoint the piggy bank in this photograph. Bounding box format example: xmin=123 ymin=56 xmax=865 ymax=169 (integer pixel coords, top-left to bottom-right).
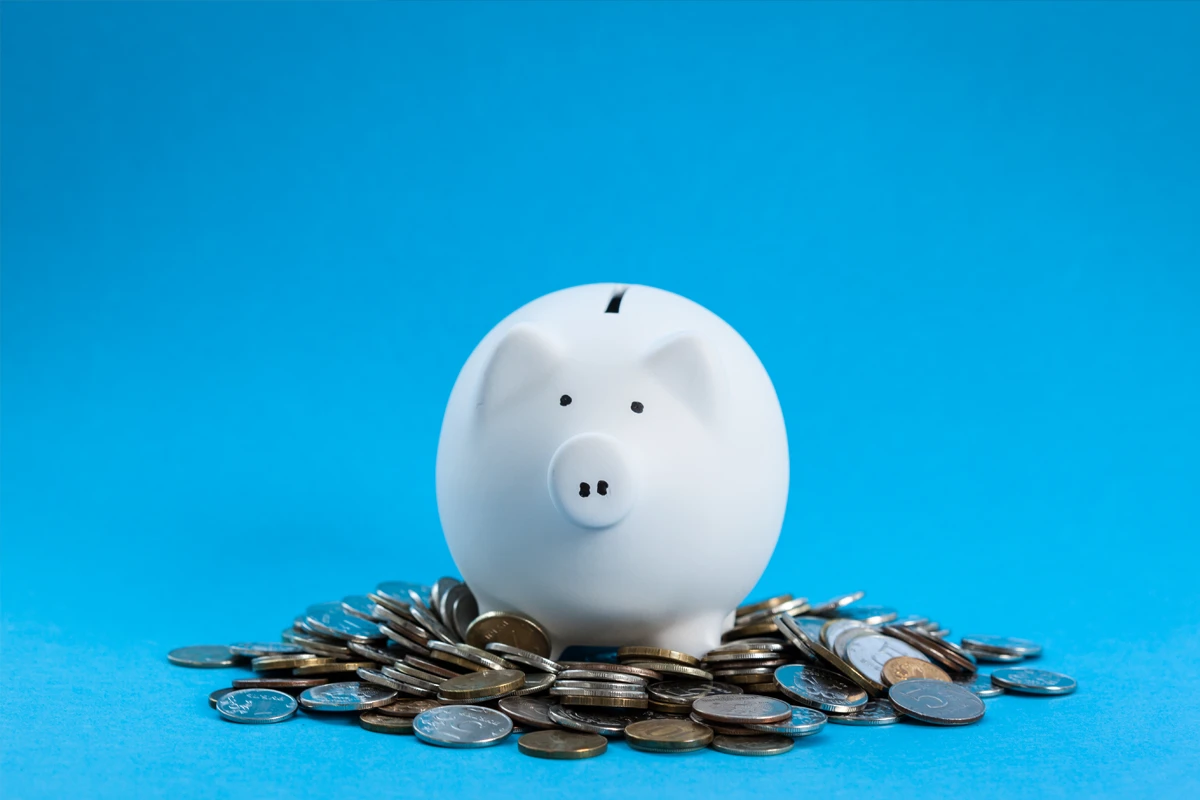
xmin=436 ymin=284 xmax=788 ymax=658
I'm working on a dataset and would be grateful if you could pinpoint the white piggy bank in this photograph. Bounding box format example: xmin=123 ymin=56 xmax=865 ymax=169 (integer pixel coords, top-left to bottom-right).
xmin=436 ymin=284 xmax=788 ymax=658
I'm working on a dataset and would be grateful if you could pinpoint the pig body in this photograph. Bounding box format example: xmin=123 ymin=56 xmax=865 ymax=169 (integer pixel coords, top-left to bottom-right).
xmin=436 ymin=284 xmax=788 ymax=658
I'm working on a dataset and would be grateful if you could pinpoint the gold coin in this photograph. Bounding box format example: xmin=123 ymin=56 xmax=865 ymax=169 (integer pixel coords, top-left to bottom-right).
xmin=426 ymin=649 xmax=489 ymax=673
xmin=737 ymin=594 xmax=793 ymax=616
xmin=465 ymin=612 xmax=551 ymax=658
xmin=252 ymin=654 xmax=326 ymax=671
xmin=439 ymin=669 xmax=525 ymax=700
xmin=359 ymin=711 xmax=414 ymax=734
xmin=720 ymin=620 xmax=781 ymax=642
xmin=880 ymin=656 xmax=951 ymax=687
xmin=689 ymin=712 xmax=758 ymax=736
xmin=623 ymin=661 xmax=713 ymax=681
xmin=617 ymin=646 xmax=701 ymax=667
xmin=739 ymin=682 xmax=780 ymax=694
xmin=625 ymin=719 xmax=714 ymax=752
xmin=293 ymin=661 xmax=374 ymax=676
xmin=517 ymin=730 xmax=608 ymax=760
xmin=648 ymin=700 xmax=693 ymax=715
xmin=559 ymin=695 xmax=649 ymax=709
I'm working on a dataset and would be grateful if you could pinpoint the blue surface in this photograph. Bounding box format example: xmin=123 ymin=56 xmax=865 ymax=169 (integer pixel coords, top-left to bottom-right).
xmin=3 ymin=2 xmax=1199 ymax=798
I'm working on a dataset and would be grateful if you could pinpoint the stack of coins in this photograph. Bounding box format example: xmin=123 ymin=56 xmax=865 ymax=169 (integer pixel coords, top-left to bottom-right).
xmin=170 ymin=580 xmax=1077 ymax=756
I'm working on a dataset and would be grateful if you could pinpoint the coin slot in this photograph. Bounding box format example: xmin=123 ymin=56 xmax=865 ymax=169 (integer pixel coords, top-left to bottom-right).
xmin=605 ymin=287 xmax=627 ymax=314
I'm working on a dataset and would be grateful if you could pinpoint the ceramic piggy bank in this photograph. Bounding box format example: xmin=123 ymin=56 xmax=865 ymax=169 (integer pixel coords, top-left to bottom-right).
xmin=436 ymin=284 xmax=788 ymax=658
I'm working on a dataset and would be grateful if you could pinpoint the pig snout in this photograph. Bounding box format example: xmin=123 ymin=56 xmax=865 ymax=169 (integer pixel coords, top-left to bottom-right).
xmin=547 ymin=432 xmax=636 ymax=529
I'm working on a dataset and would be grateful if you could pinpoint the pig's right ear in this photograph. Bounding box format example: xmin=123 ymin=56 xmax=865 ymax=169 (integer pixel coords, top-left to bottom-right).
xmin=477 ymin=323 xmax=563 ymax=409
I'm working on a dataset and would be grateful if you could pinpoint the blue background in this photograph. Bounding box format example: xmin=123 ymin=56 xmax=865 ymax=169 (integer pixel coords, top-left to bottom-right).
xmin=3 ymin=2 xmax=1198 ymax=797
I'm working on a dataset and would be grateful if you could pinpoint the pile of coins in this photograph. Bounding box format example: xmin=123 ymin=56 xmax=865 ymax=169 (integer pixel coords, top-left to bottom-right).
xmin=169 ymin=581 xmax=1077 ymax=758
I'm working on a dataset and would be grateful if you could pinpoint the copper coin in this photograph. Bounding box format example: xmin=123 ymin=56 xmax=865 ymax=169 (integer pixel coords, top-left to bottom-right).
xmin=518 ymin=730 xmax=608 ymax=759
xmin=881 ymin=656 xmax=951 ymax=687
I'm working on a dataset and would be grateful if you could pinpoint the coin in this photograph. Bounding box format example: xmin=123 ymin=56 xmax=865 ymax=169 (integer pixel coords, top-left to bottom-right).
xmin=410 ymin=603 xmax=458 ymax=645
xmin=646 ymin=681 xmax=743 ymax=708
xmin=380 ymin=665 xmax=441 ymax=694
xmin=744 ymin=705 xmax=827 ymax=736
xmin=290 ymin=633 xmax=354 ymax=659
xmin=560 ymin=695 xmax=649 ymax=709
xmin=485 ymin=642 xmax=561 ymax=673
xmin=381 ymin=629 xmax=432 ymax=657
xmin=705 ymin=650 xmax=785 ymax=664
xmin=820 ymin=619 xmax=869 ymax=651
xmin=377 ymin=698 xmax=443 ymax=717
xmin=307 ymin=604 xmax=385 ymax=643
xmin=990 ymin=668 xmax=1076 ymax=695
xmin=558 ymin=669 xmax=647 ymax=685
xmin=208 ymin=688 xmax=234 ymax=708
xmin=623 ymin=661 xmax=713 ymax=681
xmin=404 ymin=655 xmax=463 ymax=679
xmin=808 ymin=591 xmax=865 ymax=617
xmin=413 ymin=705 xmax=513 ymax=748
xmin=440 ymin=669 xmax=525 ymax=700
xmin=551 ymin=681 xmax=648 ymax=698
xmin=708 ymin=640 xmax=790 ymax=654
xmin=737 ymin=594 xmax=793 ymax=616
xmin=881 ymin=656 xmax=951 ymax=687
xmin=773 ymin=665 xmax=868 ymax=714
xmin=964 ymin=648 xmax=1024 ymax=663
xmin=625 ymin=719 xmax=714 ymax=753
xmin=431 ymin=577 xmax=460 ymax=622
xmin=376 ymin=581 xmax=431 ymax=609
xmin=617 ymin=646 xmax=701 ymax=667
xmin=359 ymin=710 xmax=414 ymax=734
xmin=736 ymin=597 xmax=810 ymax=625
xmin=498 ymin=695 xmax=559 ymax=730
xmin=961 ymin=635 xmax=1042 ymax=657
xmin=341 ymin=595 xmax=379 ymax=621
xmin=955 ymin=673 xmax=1004 ymax=698
xmin=835 ymin=605 xmax=898 ymax=625
xmin=294 ymin=661 xmax=375 ymax=677
xmin=548 ymin=704 xmax=647 ymax=736
xmin=844 ymin=633 xmax=931 ymax=685
xmin=447 ymin=586 xmax=479 ymax=642
xmin=720 ymin=620 xmax=781 ymax=641
xmin=688 ymin=712 xmax=759 ymax=735
xmin=514 ymin=673 xmax=556 ymax=696
xmin=168 ymin=645 xmax=237 ymax=668
xmin=253 ymin=654 xmax=326 ymax=671
xmin=711 ymin=733 xmax=793 ymax=756
xmin=884 ymin=625 xmax=975 ymax=674
xmin=888 ymin=679 xmax=985 ymax=725
xmin=348 ymin=642 xmax=400 ymax=665
xmin=229 ymin=642 xmax=305 ymax=658
xmin=777 ymin=617 xmax=880 ymax=695
xmin=232 ymin=677 xmax=328 ymax=692
xmin=518 ymin=729 xmax=608 ymax=760
xmin=466 ymin=612 xmax=552 ymax=657
xmin=559 ymin=662 xmax=663 ymax=681
xmin=299 ymin=682 xmax=398 ymax=711
xmin=216 ymin=688 xmax=297 ymax=724
xmin=692 ymin=695 xmax=792 ymax=725
xmin=826 ymin=698 xmax=901 ymax=726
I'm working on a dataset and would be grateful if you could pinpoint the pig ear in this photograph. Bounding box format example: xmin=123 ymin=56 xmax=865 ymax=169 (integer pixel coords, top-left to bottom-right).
xmin=643 ymin=331 xmax=724 ymax=423
xmin=477 ymin=323 xmax=563 ymax=409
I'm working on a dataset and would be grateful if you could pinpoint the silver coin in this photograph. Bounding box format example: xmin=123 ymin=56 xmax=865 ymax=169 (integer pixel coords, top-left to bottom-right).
xmin=736 ymin=597 xmax=811 ymax=625
xmin=647 ymin=680 xmax=743 ymax=706
xmin=411 ymin=603 xmax=458 ymax=645
xmin=485 ymin=642 xmax=561 ymax=673
xmin=820 ymin=619 xmax=869 ymax=652
xmin=376 ymin=581 xmax=432 ymax=609
xmin=547 ymin=704 xmax=649 ymax=737
xmin=826 ymin=698 xmax=901 ymax=726
xmin=711 ymin=733 xmax=794 ymax=756
xmin=379 ymin=625 xmax=432 ymax=657
xmin=894 ymin=615 xmax=930 ymax=628
xmin=557 ymin=669 xmax=646 ymax=685
xmin=844 ymin=633 xmax=930 ymax=684
xmin=216 ymin=688 xmax=297 ymax=724
xmin=431 ymin=577 xmax=460 ymax=623
xmin=964 ymin=647 xmax=1024 ymax=663
xmin=290 ymin=634 xmax=353 ymax=659
xmin=357 ymin=668 xmax=410 ymax=693
xmin=514 ymin=673 xmax=557 ymax=695
xmin=413 ymin=705 xmax=513 ymax=748
xmin=381 ymin=665 xmax=442 ymax=693
xmin=773 ymin=665 xmax=868 ymax=714
xmin=348 ymin=641 xmax=400 ymax=665
xmin=692 ymin=694 xmax=792 ymax=725
xmin=306 ymin=605 xmax=384 ymax=643
xmin=705 ymin=649 xmax=786 ymax=664
xmin=299 ymin=681 xmax=398 ymax=711
xmin=708 ymin=640 xmax=790 ymax=654
xmin=956 ymin=673 xmax=1004 ymax=698
xmin=229 ymin=642 xmax=305 ymax=658
xmin=498 ymin=695 xmax=558 ymax=729
xmin=428 ymin=641 xmax=511 ymax=670
xmin=341 ymin=595 xmax=379 ymax=621
xmin=961 ymin=635 xmax=1042 ymax=657
xmin=167 ymin=645 xmax=237 ymax=668
xmin=744 ymin=705 xmax=827 ymax=736
xmin=449 ymin=586 xmax=479 ymax=642
xmin=808 ymin=591 xmax=866 ymax=617
xmin=888 ymin=679 xmax=985 ymax=725
xmin=550 ymin=683 xmax=648 ymax=699
xmin=835 ymin=605 xmax=898 ymax=625
xmin=990 ymin=668 xmax=1076 ymax=695
xmin=774 ymin=615 xmax=821 ymax=662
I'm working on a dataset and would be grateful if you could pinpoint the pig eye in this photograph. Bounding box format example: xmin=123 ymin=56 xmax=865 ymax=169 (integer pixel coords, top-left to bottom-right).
xmin=630 ymin=401 xmax=644 ymax=414
xmin=560 ymin=394 xmax=572 ymax=406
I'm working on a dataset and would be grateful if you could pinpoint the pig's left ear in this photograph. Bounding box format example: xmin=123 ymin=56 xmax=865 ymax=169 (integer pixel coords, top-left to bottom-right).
xmin=643 ymin=331 xmax=725 ymax=424
xmin=477 ymin=322 xmax=563 ymax=410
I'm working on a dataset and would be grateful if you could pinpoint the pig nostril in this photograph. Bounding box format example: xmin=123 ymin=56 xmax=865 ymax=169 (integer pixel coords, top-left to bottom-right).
xmin=597 ymin=481 xmax=609 ymax=496
xmin=579 ymin=482 xmax=590 ymax=498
